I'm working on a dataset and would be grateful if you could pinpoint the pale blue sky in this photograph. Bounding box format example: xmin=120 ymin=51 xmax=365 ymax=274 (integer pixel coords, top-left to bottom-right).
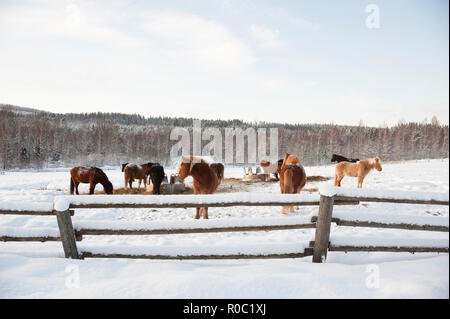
xmin=0 ymin=0 xmax=448 ymax=126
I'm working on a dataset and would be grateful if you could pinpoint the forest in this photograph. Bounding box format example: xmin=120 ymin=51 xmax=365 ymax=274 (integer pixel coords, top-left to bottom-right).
xmin=0 ymin=104 xmax=448 ymax=169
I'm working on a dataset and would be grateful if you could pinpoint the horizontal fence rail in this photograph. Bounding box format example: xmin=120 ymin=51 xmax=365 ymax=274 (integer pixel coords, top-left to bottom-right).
xmin=328 ymin=245 xmax=449 ymax=253
xmin=310 ymin=216 xmax=449 ymax=232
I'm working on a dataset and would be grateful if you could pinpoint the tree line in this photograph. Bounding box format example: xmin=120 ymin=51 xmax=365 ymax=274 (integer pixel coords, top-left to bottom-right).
xmin=0 ymin=104 xmax=448 ymax=169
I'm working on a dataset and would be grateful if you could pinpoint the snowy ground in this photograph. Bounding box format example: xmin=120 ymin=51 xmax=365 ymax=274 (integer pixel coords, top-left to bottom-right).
xmin=0 ymin=159 xmax=448 ymax=298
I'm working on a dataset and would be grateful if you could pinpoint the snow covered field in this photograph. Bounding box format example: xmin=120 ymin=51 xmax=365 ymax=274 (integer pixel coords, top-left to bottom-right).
xmin=0 ymin=159 xmax=448 ymax=298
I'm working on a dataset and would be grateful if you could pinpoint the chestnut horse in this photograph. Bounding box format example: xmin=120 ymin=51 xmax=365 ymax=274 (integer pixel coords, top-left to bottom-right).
xmin=70 ymin=166 xmax=113 ymax=195
xmin=176 ymin=156 xmax=219 ymax=219
xmin=334 ymin=157 xmax=382 ymax=188
xmin=279 ymin=153 xmax=307 ymax=213
xmin=210 ymin=163 xmax=224 ymax=184
xmin=123 ymin=163 xmax=153 ymax=190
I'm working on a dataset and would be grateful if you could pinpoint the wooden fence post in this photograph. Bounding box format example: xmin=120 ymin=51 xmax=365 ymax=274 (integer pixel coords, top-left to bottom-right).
xmin=312 ymin=195 xmax=334 ymax=263
xmin=56 ymin=210 xmax=80 ymax=259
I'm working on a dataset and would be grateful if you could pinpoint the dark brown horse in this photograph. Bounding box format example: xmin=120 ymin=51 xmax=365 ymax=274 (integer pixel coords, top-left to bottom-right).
xmin=279 ymin=153 xmax=307 ymax=213
xmin=70 ymin=166 xmax=113 ymax=195
xmin=209 ymin=163 xmax=224 ymax=184
xmin=123 ymin=163 xmax=153 ymax=190
xmin=331 ymin=154 xmax=359 ymax=163
xmin=176 ymin=156 xmax=219 ymax=219
xmin=147 ymin=163 xmax=165 ymax=195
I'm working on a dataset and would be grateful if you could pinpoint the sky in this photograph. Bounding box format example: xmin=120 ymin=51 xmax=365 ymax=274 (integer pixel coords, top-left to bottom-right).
xmin=0 ymin=0 xmax=448 ymax=126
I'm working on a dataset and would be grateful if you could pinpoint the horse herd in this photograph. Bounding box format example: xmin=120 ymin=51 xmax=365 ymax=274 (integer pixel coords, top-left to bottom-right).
xmin=69 ymin=153 xmax=382 ymax=218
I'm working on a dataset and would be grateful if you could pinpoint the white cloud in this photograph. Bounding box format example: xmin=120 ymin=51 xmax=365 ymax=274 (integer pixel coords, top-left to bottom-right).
xmin=250 ymin=24 xmax=282 ymax=49
xmin=269 ymin=9 xmax=319 ymax=31
xmin=140 ymin=11 xmax=255 ymax=72
xmin=0 ymin=2 xmax=143 ymax=49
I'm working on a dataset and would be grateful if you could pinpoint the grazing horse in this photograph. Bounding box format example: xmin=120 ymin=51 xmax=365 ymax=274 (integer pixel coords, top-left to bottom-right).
xmin=70 ymin=166 xmax=113 ymax=195
xmin=279 ymin=153 xmax=307 ymax=214
xmin=176 ymin=156 xmax=219 ymax=219
xmin=147 ymin=163 xmax=165 ymax=195
xmin=334 ymin=157 xmax=382 ymax=188
xmin=331 ymin=154 xmax=359 ymax=163
xmin=260 ymin=159 xmax=284 ymax=180
xmin=210 ymin=163 xmax=224 ymax=184
xmin=123 ymin=163 xmax=153 ymax=190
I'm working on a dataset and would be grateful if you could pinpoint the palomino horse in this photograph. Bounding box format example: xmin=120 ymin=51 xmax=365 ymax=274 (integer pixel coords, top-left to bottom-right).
xmin=70 ymin=166 xmax=113 ymax=195
xmin=279 ymin=153 xmax=307 ymax=213
xmin=334 ymin=157 xmax=382 ymax=188
xmin=331 ymin=154 xmax=359 ymax=163
xmin=147 ymin=163 xmax=165 ymax=195
xmin=260 ymin=159 xmax=284 ymax=180
xmin=123 ymin=163 xmax=153 ymax=190
xmin=176 ymin=156 xmax=219 ymax=219
xmin=210 ymin=163 xmax=224 ymax=184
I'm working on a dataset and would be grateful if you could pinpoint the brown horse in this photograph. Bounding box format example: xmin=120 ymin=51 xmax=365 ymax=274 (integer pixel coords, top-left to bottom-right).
xmin=123 ymin=163 xmax=153 ymax=190
xmin=334 ymin=157 xmax=382 ymax=188
xmin=70 ymin=166 xmax=113 ymax=195
xmin=210 ymin=163 xmax=224 ymax=184
xmin=176 ymin=156 xmax=219 ymax=219
xmin=279 ymin=153 xmax=307 ymax=213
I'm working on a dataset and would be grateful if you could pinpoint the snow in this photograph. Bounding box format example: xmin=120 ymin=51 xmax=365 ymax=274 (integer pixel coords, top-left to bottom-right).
xmin=0 ymin=158 xmax=448 ymax=298
xmin=0 ymin=190 xmax=55 ymax=212
xmin=0 ymin=253 xmax=447 ymax=298
xmin=74 ymin=216 xmax=313 ymax=231
xmin=329 ymin=227 xmax=449 ymax=248
xmin=54 ymin=192 xmax=320 ymax=211
xmin=319 ymin=185 xmax=449 ymax=202
xmin=0 ymin=226 xmax=59 ymax=238
xmin=77 ymin=242 xmax=307 ymax=257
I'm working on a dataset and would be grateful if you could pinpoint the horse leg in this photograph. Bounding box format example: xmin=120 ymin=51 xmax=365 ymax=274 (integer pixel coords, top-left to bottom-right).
xmin=194 ymin=207 xmax=200 ymax=219
xmin=334 ymin=174 xmax=343 ymax=187
xmin=124 ymin=175 xmax=128 ymax=190
xmin=89 ymin=182 xmax=96 ymax=194
xmin=357 ymin=176 xmax=364 ymax=188
xmin=138 ymin=179 xmax=141 ymax=189
xmin=75 ymin=181 xmax=80 ymax=195
xmin=202 ymin=207 xmax=209 ymax=219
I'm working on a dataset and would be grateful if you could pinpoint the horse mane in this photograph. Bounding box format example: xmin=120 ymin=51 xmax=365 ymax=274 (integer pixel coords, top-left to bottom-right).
xmin=91 ymin=167 xmax=110 ymax=181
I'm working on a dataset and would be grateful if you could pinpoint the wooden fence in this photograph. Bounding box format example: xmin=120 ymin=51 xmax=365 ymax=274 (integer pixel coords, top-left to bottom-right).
xmin=0 ymin=191 xmax=448 ymax=262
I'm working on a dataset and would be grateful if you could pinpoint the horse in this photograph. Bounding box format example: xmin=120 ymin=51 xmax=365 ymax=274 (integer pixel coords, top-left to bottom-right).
xmin=334 ymin=157 xmax=382 ymax=188
xmin=123 ymin=163 xmax=153 ymax=190
xmin=210 ymin=163 xmax=224 ymax=184
xmin=279 ymin=153 xmax=307 ymax=214
xmin=147 ymin=163 xmax=165 ymax=195
xmin=331 ymin=154 xmax=359 ymax=163
xmin=176 ymin=156 xmax=219 ymax=219
xmin=260 ymin=159 xmax=284 ymax=180
xmin=70 ymin=166 xmax=113 ymax=195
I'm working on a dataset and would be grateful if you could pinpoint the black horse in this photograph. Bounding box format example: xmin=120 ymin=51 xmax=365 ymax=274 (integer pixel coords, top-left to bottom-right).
xmin=331 ymin=154 xmax=360 ymax=163
xmin=147 ymin=163 xmax=165 ymax=195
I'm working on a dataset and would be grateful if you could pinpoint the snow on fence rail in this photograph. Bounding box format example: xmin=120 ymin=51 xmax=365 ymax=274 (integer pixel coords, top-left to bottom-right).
xmin=0 ymin=188 xmax=448 ymax=261
xmin=319 ymin=185 xmax=449 ymax=205
xmin=53 ymin=193 xmax=323 ymax=211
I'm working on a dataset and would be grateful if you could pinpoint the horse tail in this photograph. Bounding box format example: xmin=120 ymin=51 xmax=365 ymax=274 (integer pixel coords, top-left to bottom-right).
xmin=285 ymin=167 xmax=295 ymax=194
xmin=70 ymin=177 xmax=74 ymax=195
